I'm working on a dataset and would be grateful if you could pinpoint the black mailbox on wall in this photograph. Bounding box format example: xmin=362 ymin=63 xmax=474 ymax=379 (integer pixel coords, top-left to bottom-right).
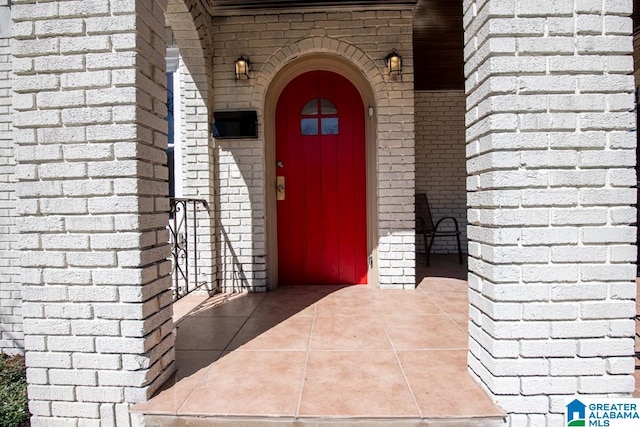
xmin=212 ymin=111 xmax=258 ymax=139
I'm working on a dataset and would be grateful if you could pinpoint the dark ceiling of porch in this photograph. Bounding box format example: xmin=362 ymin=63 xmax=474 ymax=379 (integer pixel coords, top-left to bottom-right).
xmin=201 ymin=0 xmax=465 ymax=91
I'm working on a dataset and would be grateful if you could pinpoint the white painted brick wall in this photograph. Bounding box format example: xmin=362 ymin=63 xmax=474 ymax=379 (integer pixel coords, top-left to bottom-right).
xmin=176 ymin=60 xmax=217 ymax=293
xmin=12 ymin=0 xmax=174 ymax=425
xmin=165 ymin=0 xmax=218 ymax=295
xmin=415 ymin=90 xmax=468 ymax=255
xmin=0 ymin=2 xmax=23 ymax=355
xmin=216 ymin=139 xmax=267 ymax=292
xmin=464 ymin=1 xmax=637 ymax=425
xmin=211 ymin=8 xmax=415 ymax=289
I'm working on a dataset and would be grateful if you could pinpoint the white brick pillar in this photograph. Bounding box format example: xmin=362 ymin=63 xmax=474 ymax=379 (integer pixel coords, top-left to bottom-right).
xmin=0 ymin=1 xmax=24 ymax=355
xmin=166 ymin=0 xmax=217 ymax=293
xmin=12 ymin=0 xmax=173 ymax=425
xmin=464 ymin=1 xmax=637 ymax=425
xmin=179 ymin=65 xmax=217 ymax=291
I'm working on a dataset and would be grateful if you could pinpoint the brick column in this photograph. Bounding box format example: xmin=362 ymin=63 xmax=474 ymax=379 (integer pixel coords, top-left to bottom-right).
xmin=0 ymin=1 xmax=23 ymax=354
xmin=12 ymin=0 xmax=173 ymax=425
xmin=166 ymin=0 xmax=217 ymax=292
xmin=464 ymin=1 xmax=637 ymax=425
xmin=179 ymin=65 xmax=217 ymax=291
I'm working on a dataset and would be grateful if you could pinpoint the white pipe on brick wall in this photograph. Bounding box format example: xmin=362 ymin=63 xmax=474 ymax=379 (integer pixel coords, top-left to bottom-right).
xmin=173 ymin=59 xmax=183 ymax=198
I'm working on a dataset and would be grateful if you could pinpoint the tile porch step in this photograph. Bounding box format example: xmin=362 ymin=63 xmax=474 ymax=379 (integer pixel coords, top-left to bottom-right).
xmin=144 ymin=414 xmax=508 ymax=427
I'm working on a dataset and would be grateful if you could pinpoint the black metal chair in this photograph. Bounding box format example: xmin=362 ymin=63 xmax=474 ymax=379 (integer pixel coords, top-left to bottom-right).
xmin=415 ymin=193 xmax=463 ymax=266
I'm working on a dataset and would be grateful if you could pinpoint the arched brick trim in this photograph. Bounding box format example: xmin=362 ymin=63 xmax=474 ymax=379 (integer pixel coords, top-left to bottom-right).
xmin=165 ymin=0 xmax=213 ymax=109
xmin=259 ymin=37 xmax=414 ymax=289
xmin=251 ymin=36 xmax=388 ymax=112
xmin=166 ymin=0 xmax=212 ymax=58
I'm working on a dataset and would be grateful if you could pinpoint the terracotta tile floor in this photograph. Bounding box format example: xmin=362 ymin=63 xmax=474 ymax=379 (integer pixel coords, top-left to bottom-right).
xmin=132 ymin=255 xmax=506 ymax=423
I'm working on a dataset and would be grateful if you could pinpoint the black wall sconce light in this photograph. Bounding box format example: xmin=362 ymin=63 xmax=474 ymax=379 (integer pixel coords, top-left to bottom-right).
xmin=235 ymin=55 xmax=251 ymax=80
xmin=385 ymin=49 xmax=402 ymax=77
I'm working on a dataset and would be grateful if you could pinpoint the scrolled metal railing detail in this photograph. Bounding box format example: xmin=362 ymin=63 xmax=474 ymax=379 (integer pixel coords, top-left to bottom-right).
xmin=169 ymin=198 xmax=209 ymax=300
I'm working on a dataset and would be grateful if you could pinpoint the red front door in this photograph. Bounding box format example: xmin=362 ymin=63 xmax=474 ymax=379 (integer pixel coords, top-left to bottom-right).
xmin=276 ymin=70 xmax=367 ymax=285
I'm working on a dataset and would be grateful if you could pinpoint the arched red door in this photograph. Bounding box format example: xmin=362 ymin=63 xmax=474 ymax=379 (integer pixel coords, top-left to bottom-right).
xmin=276 ymin=70 xmax=367 ymax=285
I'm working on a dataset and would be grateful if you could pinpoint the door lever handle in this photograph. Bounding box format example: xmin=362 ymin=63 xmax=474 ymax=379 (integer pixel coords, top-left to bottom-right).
xmin=276 ymin=176 xmax=285 ymax=201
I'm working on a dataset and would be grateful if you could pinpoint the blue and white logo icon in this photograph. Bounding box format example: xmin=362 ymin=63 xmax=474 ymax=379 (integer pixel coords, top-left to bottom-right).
xmin=566 ymin=399 xmax=586 ymax=427
xmin=565 ymin=398 xmax=640 ymax=427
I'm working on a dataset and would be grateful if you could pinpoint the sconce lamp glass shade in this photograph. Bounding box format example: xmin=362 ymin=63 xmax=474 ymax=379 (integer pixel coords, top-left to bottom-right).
xmin=235 ymin=56 xmax=251 ymax=79
xmin=385 ymin=49 xmax=402 ymax=76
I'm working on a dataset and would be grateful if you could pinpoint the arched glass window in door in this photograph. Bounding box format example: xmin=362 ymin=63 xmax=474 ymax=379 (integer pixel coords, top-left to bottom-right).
xmin=301 ymin=98 xmax=339 ymax=136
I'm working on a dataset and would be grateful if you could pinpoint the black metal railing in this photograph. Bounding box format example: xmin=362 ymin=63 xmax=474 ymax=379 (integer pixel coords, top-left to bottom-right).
xmin=169 ymin=198 xmax=210 ymax=300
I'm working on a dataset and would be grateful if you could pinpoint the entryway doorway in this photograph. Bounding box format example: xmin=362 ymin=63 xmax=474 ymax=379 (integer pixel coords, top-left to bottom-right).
xmin=275 ymin=70 xmax=367 ymax=285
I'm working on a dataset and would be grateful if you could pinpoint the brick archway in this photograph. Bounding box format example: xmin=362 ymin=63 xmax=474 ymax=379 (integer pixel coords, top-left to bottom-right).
xmin=251 ymin=36 xmax=390 ymax=115
xmin=262 ymin=48 xmax=393 ymax=290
